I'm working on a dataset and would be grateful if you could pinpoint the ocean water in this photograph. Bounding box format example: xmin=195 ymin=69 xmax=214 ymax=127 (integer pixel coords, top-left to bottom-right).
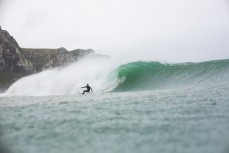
xmin=1 ymin=57 xmax=229 ymax=153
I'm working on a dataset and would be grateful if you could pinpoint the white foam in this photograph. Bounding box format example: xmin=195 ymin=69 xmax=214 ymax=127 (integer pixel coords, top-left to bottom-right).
xmin=3 ymin=55 xmax=120 ymax=96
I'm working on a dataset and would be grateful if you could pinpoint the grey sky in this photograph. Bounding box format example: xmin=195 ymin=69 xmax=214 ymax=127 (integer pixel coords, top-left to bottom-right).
xmin=0 ymin=0 xmax=229 ymax=62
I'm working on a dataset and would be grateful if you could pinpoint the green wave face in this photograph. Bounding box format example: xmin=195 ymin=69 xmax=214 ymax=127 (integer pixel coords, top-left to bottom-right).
xmin=114 ymin=59 xmax=229 ymax=91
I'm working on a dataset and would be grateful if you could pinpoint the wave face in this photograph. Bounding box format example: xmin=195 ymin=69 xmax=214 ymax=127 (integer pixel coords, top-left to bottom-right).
xmin=114 ymin=59 xmax=229 ymax=91
xmin=3 ymin=57 xmax=229 ymax=96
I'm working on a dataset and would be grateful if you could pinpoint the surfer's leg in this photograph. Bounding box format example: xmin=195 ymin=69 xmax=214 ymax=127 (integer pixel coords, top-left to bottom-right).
xmin=82 ymin=90 xmax=90 ymax=94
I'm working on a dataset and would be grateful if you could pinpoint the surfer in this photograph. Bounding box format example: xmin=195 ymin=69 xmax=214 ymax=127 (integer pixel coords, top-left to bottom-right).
xmin=81 ymin=84 xmax=93 ymax=94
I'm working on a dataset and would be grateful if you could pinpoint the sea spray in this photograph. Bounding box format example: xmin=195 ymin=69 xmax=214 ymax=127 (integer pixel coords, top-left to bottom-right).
xmin=3 ymin=55 xmax=120 ymax=96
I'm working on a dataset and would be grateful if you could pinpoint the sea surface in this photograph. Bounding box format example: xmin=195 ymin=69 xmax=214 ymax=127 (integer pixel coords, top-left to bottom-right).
xmin=1 ymin=58 xmax=229 ymax=153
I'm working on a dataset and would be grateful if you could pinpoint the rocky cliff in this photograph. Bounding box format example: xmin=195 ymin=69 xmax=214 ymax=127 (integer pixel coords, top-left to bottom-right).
xmin=0 ymin=26 xmax=94 ymax=90
xmin=21 ymin=47 xmax=94 ymax=72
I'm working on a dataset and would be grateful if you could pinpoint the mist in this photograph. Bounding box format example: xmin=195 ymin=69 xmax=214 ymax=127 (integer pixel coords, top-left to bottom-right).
xmin=3 ymin=55 xmax=120 ymax=96
xmin=0 ymin=0 xmax=229 ymax=62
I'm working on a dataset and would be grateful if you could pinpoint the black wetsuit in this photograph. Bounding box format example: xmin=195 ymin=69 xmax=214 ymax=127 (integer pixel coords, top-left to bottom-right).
xmin=82 ymin=85 xmax=92 ymax=94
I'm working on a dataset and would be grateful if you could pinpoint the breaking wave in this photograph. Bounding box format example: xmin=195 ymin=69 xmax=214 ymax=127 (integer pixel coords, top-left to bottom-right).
xmin=2 ymin=55 xmax=229 ymax=96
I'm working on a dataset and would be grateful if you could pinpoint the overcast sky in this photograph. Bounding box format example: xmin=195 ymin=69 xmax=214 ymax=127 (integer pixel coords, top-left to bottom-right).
xmin=0 ymin=0 xmax=229 ymax=62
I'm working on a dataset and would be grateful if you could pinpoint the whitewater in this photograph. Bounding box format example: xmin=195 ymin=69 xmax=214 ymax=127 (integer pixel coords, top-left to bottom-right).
xmin=1 ymin=55 xmax=229 ymax=153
